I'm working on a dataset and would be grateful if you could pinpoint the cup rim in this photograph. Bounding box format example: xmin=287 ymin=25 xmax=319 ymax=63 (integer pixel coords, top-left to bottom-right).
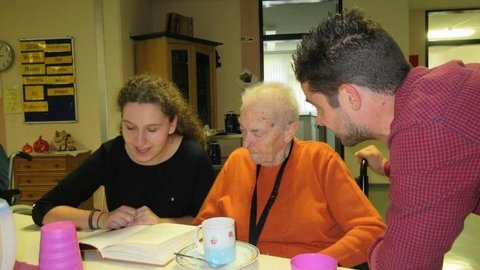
xmin=202 ymin=217 xmax=234 ymax=228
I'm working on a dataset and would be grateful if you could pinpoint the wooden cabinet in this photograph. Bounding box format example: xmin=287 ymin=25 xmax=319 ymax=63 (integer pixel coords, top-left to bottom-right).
xmin=131 ymin=32 xmax=222 ymax=128
xmin=13 ymin=150 xmax=91 ymax=207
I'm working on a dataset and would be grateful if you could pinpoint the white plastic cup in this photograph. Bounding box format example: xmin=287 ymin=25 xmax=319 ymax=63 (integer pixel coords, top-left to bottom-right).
xmin=194 ymin=217 xmax=236 ymax=266
xmin=0 ymin=198 xmax=16 ymax=270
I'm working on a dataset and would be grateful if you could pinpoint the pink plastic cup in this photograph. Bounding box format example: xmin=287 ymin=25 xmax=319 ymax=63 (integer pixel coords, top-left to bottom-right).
xmin=290 ymin=253 xmax=338 ymax=270
xmin=39 ymin=221 xmax=83 ymax=270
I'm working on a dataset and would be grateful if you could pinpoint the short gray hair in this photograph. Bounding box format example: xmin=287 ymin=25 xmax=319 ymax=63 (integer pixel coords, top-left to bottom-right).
xmin=241 ymin=82 xmax=299 ymax=127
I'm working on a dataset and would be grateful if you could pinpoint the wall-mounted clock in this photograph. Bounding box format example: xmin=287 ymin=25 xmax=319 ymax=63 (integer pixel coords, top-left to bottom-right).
xmin=0 ymin=40 xmax=15 ymax=72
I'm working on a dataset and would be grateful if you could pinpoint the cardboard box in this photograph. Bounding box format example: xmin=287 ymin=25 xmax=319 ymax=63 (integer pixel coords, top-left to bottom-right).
xmin=165 ymin=13 xmax=193 ymax=37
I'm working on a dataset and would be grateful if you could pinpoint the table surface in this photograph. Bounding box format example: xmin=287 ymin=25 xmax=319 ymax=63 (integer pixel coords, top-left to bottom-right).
xmin=14 ymin=213 xmax=352 ymax=270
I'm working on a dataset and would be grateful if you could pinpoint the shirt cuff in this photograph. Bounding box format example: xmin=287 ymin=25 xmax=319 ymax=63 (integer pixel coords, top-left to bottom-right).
xmin=368 ymin=234 xmax=385 ymax=269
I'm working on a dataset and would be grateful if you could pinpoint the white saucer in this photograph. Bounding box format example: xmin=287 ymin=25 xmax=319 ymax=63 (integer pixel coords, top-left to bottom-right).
xmin=175 ymin=241 xmax=259 ymax=270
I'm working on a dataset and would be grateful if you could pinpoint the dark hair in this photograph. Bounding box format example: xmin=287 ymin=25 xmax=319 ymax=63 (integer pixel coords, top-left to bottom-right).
xmin=117 ymin=74 xmax=206 ymax=146
xmin=293 ymin=8 xmax=411 ymax=107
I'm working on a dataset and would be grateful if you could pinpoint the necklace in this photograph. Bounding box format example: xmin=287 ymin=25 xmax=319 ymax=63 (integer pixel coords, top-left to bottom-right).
xmin=248 ymin=142 xmax=294 ymax=246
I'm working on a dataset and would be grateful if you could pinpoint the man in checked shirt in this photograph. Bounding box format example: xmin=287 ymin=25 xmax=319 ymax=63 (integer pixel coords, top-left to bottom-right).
xmin=293 ymin=8 xmax=480 ymax=270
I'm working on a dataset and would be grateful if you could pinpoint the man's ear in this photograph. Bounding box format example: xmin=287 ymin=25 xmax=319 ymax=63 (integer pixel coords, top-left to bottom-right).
xmin=338 ymin=83 xmax=361 ymax=111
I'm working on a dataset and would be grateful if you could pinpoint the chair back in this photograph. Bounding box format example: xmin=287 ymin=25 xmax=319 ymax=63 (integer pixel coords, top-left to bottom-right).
xmin=0 ymin=145 xmax=9 ymax=191
xmin=0 ymin=146 xmax=32 ymax=205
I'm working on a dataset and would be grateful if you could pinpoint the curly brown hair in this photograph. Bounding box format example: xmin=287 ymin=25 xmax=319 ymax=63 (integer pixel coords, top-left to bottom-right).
xmin=117 ymin=74 xmax=206 ymax=146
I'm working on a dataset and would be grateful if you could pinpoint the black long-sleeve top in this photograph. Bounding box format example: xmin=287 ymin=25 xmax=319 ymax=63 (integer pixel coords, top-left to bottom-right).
xmin=32 ymin=135 xmax=215 ymax=226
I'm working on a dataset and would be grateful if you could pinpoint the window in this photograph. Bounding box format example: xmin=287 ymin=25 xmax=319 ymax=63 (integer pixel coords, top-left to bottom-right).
xmin=261 ymin=0 xmax=340 ymax=114
xmin=426 ymin=8 xmax=480 ymax=68
xmin=260 ymin=0 xmax=343 ymax=156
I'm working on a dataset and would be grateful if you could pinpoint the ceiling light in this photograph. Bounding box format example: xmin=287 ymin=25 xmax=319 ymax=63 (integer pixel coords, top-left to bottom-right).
xmin=428 ymin=28 xmax=475 ymax=40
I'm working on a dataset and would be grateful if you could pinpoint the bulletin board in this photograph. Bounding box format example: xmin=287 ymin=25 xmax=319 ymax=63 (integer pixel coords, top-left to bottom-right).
xmin=18 ymin=37 xmax=77 ymax=123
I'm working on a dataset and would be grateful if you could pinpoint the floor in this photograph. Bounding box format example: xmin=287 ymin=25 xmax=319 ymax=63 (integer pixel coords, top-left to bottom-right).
xmin=369 ymin=185 xmax=480 ymax=270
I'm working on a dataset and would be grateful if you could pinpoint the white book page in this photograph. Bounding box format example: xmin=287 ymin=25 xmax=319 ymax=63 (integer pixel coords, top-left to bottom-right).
xmin=117 ymin=223 xmax=194 ymax=245
xmin=79 ymin=225 xmax=148 ymax=249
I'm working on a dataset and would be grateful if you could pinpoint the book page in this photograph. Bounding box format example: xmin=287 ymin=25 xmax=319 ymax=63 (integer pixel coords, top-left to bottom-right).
xmin=79 ymin=225 xmax=148 ymax=249
xmin=117 ymin=223 xmax=194 ymax=245
xmin=94 ymin=223 xmax=196 ymax=265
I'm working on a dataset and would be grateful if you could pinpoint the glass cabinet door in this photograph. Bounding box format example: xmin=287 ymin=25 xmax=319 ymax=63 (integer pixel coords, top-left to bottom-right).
xmin=170 ymin=46 xmax=215 ymax=128
xmin=171 ymin=49 xmax=190 ymax=102
xmin=196 ymin=51 xmax=212 ymax=127
xmin=132 ymin=35 xmax=220 ymax=129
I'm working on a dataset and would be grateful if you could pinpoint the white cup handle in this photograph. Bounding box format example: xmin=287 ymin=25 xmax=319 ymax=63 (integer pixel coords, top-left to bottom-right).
xmin=194 ymin=224 xmax=204 ymax=254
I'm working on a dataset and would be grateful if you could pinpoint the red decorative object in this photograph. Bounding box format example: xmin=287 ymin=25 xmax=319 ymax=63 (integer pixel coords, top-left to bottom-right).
xmin=33 ymin=136 xmax=50 ymax=153
xmin=22 ymin=143 xmax=33 ymax=153
xmin=409 ymin=54 xmax=419 ymax=67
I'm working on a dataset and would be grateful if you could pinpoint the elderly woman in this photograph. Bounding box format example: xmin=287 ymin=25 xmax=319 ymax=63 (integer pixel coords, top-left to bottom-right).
xmin=194 ymin=82 xmax=385 ymax=268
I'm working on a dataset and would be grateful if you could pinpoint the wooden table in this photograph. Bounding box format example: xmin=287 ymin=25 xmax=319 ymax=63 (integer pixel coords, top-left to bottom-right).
xmin=14 ymin=214 xmax=352 ymax=270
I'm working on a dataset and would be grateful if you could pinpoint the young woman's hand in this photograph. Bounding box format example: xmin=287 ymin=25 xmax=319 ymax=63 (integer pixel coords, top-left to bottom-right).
xmin=97 ymin=205 xmax=137 ymax=229
xmin=130 ymin=206 xmax=161 ymax=225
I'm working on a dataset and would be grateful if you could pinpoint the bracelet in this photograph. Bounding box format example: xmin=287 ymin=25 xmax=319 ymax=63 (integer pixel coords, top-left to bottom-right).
xmin=88 ymin=209 xmax=100 ymax=230
xmin=96 ymin=212 xmax=105 ymax=229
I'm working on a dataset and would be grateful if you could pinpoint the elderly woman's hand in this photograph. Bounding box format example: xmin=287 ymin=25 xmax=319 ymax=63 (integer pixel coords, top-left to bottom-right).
xmin=354 ymin=145 xmax=388 ymax=176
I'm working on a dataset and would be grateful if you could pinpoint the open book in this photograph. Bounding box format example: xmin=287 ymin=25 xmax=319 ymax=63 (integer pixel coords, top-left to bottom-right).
xmin=78 ymin=223 xmax=195 ymax=266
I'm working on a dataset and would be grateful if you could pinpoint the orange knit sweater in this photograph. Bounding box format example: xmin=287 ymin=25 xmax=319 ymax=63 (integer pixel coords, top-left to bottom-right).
xmin=194 ymin=138 xmax=386 ymax=267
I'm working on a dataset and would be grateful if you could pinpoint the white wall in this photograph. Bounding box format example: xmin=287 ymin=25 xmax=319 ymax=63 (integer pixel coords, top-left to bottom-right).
xmin=0 ymin=0 xmax=102 ymax=153
xmin=0 ymin=0 xmax=152 ymax=154
xmin=344 ymin=0 xmax=409 ymax=55
xmin=103 ymin=0 xmax=152 ymax=139
xmin=150 ymin=0 xmax=243 ymax=129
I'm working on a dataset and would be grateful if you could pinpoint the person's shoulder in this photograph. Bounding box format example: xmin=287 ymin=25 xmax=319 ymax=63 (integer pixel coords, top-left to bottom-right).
xmin=228 ymin=146 xmax=249 ymax=158
xmin=99 ymin=135 xmax=122 ymax=149
xmin=222 ymin=147 xmax=253 ymax=169
xmin=465 ymin=63 xmax=480 ymax=71
xmin=221 ymin=146 xmax=250 ymax=164
xmin=179 ymin=137 xmax=207 ymax=155
xmin=292 ymin=138 xmax=341 ymax=162
xmin=94 ymin=135 xmax=125 ymax=156
xmin=294 ymin=138 xmax=336 ymax=153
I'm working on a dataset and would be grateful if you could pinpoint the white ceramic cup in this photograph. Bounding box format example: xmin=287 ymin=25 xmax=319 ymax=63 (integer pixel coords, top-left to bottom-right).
xmin=194 ymin=217 xmax=236 ymax=266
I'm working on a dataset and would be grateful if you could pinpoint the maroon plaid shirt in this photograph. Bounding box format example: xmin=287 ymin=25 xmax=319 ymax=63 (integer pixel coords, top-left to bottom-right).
xmin=369 ymin=60 xmax=480 ymax=269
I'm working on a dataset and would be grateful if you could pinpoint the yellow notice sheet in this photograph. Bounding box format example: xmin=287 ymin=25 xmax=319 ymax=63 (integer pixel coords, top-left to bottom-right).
xmin=24 ymin=86 xmax=45 ymax=100
xmin=24 ymin=101 xmax=48 ymax=112
xmin=3 ymin=86 xmax=23 ymax=114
